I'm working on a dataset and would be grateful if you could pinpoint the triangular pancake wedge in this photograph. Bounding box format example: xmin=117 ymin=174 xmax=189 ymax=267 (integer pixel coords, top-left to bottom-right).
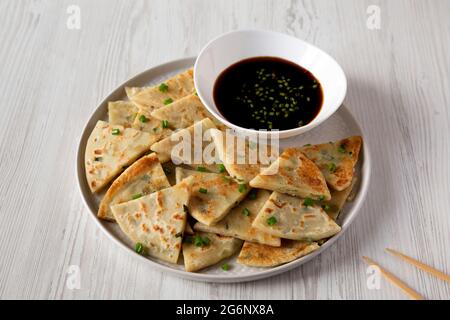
xmin=150 ymin=118 xmax=218 ymax=169
xmin=318 ymin=178 xmax=357 ymax=221
xmin=85 ymin=120 xmax=156 ymax=193
xmin=194 ymin=189 xmax=281 ymax=246
xmin=301 ymin=136 xmax=362 ymax=191
xmin=237 ymin=240 xmax=319 ymax=267
xmin=210 ymin=129 xmax=276 ymax=183
xmin=98 ymin=153 xmax=170 ymax=221
xmin=176 ymin=168 xmax=249 ymax=226
xmin=249 ymin=148 xmax=331 ymax=200
xmin=151 ymin=94 xmax=225 ymax=130
xmin=125 ymin=68 xmax=195 ymax=114
xmin=252 ymin=192 xmax=341 ymax=241
xmin=182 ymin=232 xmax=243 ymax=272
xmin=111 ymin=177 xmax=193 ymax=264
xmin=108 ymin=101 xmax=138 ymax=128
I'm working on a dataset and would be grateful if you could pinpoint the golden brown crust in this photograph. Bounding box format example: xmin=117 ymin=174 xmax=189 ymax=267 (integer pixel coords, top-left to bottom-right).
xmin=176 ymin=168 xmax=249 ymax=225
xmin=182 ymin=232 xmax=243 ymax=272
xmin=301 ymin=136 xmax=362 ymax=191
xmin=249 ymin=148 xmax=330 ymax=200
xmin=193 ymin=189 xmax=281 ymax=246
xmin=97 ymin=153 xmax=170 ymax=221
xmin=237 ymin=240 xmax=319 ymax=267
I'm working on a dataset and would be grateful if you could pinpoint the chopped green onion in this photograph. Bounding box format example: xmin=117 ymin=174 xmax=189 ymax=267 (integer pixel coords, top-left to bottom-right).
xmin=318 ymin=195 xmax=325 ymax=201
xmin=194 ymin=235 xmax=210 ymax=247
xmin=217 ymin=163 xmax=226 ymax=173
xmin=303 ymin=198 xmax=314 ymax=207
xmin=338 ymin=146 xmax=346 ymax=153
xmin=248 ymin=189 xmax=257 ymax=200
xmin=327 ymin=163 xmax=337 ymax=172
xmin=199 ymin=188 xmax=208 ymax=194
xmin=242 ymin=208 xmax=250 ymax=216
xmin=111 ymin=128 xmax=120 ymax=135
xmin=139 ymin=115 xmax=148 ymax=123
xmin=221 ymin=263 xmax=230 ymax=271
xmin=161 ymin=120 xmax=169 ymax=128
xmin=322 ymin=204 xmax=331 ymax=212
xmin=202 ymin=237 xmax=210 ymax=246
xmin=135 ymin=243 xmax=144 ymax=254
xmin=238 ymin=184 xmax=247 ymax=193
xmin=303 ymin=143 xmax=312 ymax=147
xmin=163 ymin=98 xmax=173 ymax=105
xmin=196 ymin=166 xmax=208 ymax=172
xmin=132 ymin=193 xmax=143 ymax=200
xmin=267 ymin=216 xmax=277 ymax=226
xmin=159 ymin=83 xmax=169 ymax=92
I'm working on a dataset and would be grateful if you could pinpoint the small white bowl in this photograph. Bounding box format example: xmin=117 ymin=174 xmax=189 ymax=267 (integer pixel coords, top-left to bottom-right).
xmin=194 ymin=30 xmax=347 ymax=138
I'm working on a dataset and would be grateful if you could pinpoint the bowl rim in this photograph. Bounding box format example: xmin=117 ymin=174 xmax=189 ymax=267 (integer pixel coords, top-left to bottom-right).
xmin=76 ymin=57 xmax=370 ymax=283
xmin=194 ymin=29 xmax=348 ymax=138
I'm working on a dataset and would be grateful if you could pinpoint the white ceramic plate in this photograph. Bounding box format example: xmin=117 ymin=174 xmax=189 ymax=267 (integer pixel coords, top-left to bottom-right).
xmin=77 ymin=57 xmax=371 ymax=283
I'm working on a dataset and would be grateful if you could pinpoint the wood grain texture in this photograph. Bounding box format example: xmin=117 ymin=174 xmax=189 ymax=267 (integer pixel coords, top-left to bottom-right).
xmin=0 ymin=0 xmax=449 ymax=300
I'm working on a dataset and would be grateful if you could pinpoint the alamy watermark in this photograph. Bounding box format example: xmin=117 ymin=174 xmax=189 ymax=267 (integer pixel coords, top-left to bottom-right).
xmin=66 ymin=5 xmax=81 ymax=30
xmin=366 ymin=265 xmax=381 ymax=290
xmin=366 ymin=5 xmax=381 ymax=30
xmin=66 ymin=265 xmax=81 ymax=290
xmin=169 ymin=125 xmax=280 ymax=175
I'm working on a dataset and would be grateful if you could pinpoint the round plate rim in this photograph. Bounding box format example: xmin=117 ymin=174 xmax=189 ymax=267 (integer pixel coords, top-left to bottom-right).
xmin=76 ymin=57 xmax=372 ymax=283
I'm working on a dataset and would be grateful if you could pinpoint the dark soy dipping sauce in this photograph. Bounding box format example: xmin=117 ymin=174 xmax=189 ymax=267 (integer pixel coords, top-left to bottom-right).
xmin=213 ymin=57 xmax=323 ymax=130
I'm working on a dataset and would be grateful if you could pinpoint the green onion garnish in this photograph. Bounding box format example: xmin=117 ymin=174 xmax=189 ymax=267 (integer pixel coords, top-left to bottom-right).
xmin=242 ymin=208 xmax=250 ymax=216
xmin=217 ymin=164 xmax=226 ymax=173
xmin=135 ymin=243 xmax=144 ymax=254
xmin=221 ymin=263 xmax=230 ymax=271
xmin=163 ymin=98 xmax=173 ymax=105
xmin=199 ymin=188 xmax=208 ymax=194
xmin=238 ymin=184 xmax=247 ymax=193
xmin=132 ymin=193 xmax=143 ymax=200
xmin=159 ymin=83 xmax=169 ymax=92
xmin=111 ymin=128 xmax=120 ymax=135
xmin=193 ymin=235 xmax=210 ymax=247
xmin=161 ymin=120 xmax=169 ymax=128
xmin=139 ymin=115 xmax=148 ymax=123
xmin=338 ymin=146 xmax=346 ymax=153
xmin=303 ymin=198 xmax=314 ymax=207
xmin=267 ymin=216 xmax=277 ymax=226
xmin=196 ymin=166 xmax=208 ymax=172
xmin=248 ymin=189 xmax=257 ymax=200
xmin=327 ymin=163 xmax=337 ymax=172
xmin=322 ymin=204 xmax=331 ymax=212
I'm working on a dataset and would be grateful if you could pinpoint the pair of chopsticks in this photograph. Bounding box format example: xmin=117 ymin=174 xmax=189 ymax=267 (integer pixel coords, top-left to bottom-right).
xmin=362 ymin=248 xmax=450 ymax=300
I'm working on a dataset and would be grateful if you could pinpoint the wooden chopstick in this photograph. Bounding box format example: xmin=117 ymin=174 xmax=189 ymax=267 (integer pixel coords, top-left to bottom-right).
xmin=362 ymin=256 xmax=425 ymax=300
xmin=386 ymin=248 xmax=450 ymax=284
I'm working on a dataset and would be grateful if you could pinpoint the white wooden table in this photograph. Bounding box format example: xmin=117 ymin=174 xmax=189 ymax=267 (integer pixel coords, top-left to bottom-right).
xmin=0 ymin=0 xmax=449 ymax=300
